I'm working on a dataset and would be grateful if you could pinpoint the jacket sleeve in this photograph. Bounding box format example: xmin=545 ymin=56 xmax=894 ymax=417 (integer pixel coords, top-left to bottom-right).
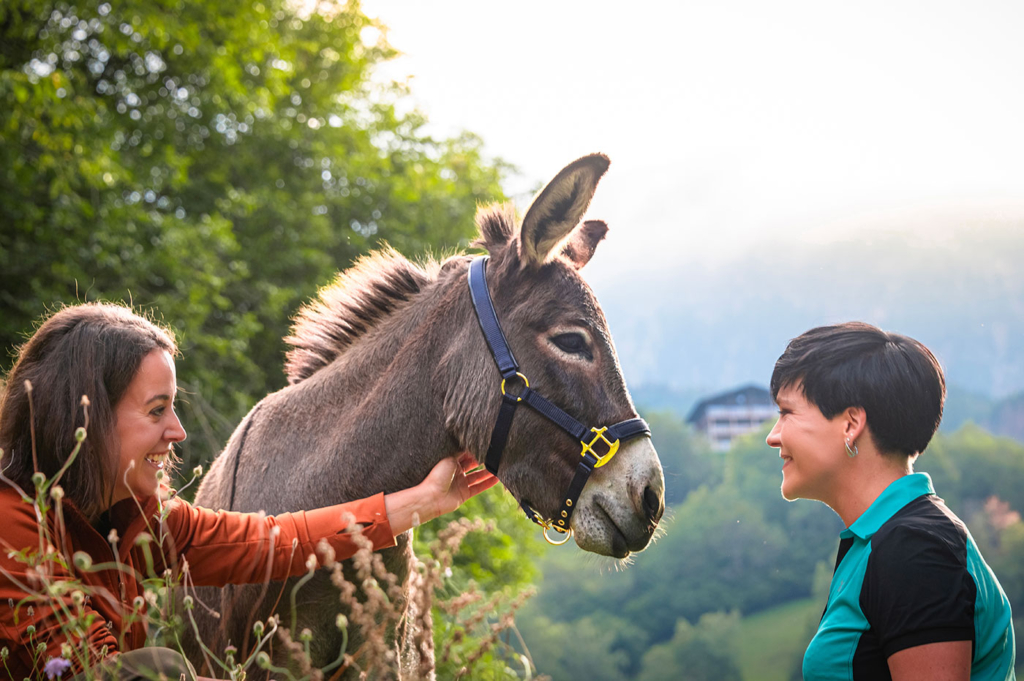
xmin=0 ymin=495 xmax=118 ymax=677
xmin=163 ymin=493 xmax=397 ymax=587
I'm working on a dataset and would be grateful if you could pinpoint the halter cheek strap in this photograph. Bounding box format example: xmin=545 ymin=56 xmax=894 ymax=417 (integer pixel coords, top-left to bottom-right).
xmin=467 ymin=256 xmax=651 ymax=544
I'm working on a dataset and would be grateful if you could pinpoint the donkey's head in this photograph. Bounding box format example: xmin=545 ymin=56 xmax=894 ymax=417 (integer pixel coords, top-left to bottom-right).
xmin=444 ymin=154 xmax=665 ymax=559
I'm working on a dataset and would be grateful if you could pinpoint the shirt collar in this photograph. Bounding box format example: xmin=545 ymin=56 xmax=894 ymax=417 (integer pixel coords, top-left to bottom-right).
xmin=62 ymin=493 xmax=161 ymax=562
xmin=841 ymin=472 xmax=935 ymax=541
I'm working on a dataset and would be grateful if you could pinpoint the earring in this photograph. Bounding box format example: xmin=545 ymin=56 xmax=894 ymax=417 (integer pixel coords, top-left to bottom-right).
xmin=845 ymin=437 xmax=858 ymax=458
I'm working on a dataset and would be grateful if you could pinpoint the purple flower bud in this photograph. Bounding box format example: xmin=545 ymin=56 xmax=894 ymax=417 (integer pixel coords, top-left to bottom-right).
xmin=43 ymin=656 xmax=71 ymax=679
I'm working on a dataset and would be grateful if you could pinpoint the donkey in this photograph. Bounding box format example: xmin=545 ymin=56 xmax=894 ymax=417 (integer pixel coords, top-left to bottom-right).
xmin=186 ymin=154 xmax=665 ymax=677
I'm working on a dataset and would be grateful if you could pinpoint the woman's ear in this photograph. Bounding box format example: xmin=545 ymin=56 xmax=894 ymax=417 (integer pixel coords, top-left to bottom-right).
xmin=842 ymin=406 xmax=868 ymax=446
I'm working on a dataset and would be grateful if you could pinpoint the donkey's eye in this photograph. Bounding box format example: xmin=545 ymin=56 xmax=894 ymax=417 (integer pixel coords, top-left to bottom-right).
xmin=550 ymin=332 xmax=590 ymax=357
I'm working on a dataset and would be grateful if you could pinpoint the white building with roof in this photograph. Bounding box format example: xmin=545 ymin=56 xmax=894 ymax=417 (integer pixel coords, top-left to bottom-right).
xmin=686 ymin=384 xmax=776 ymax=451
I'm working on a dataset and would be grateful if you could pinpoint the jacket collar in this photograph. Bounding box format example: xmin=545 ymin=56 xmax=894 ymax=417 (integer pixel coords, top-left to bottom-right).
xmin=61 ymin=493 xmax=162 ymax=562
xmin=841 ymin=472 xmax=934 ymax=541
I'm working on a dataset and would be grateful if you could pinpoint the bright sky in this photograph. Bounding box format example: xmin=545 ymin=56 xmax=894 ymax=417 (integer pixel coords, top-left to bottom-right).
xmin=362 ymin=0 xmax=1024 ymax=278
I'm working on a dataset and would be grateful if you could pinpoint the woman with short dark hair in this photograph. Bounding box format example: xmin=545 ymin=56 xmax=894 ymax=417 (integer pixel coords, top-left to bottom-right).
xmin=767 ymin=322 xmax=1014 ymax=681
xmin=0 ymin=303 xmax=497 ymax=680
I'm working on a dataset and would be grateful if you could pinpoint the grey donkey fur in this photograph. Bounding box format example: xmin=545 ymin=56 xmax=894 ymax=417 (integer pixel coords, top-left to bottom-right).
xmin=183 ymin=154 xmax=666 ymax=678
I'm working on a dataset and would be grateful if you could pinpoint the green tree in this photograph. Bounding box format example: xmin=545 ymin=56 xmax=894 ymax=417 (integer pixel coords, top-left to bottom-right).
xmin=519 ymin=612 xmax=647 ymax=681
xmin=0 ymin=0 xmax=509 ymax=472
xmin=636 ymin=611 xmax=743 ymax=681
xmin=3 ymin=2 xmax=543 ymax=677
xmin=415 ymin=487 xmax=545 ymax=595
xmin=619 ymin=484 xmax=799 ymax=641
xmin=646 ymin=410 xmax=722 ymax=507
xmin=918 ymin=425 xmax=1024 ymax=516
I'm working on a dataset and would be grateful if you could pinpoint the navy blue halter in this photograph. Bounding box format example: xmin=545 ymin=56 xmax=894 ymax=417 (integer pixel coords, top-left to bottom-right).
xmin=467 ymin=256 xmax=650 ymax=543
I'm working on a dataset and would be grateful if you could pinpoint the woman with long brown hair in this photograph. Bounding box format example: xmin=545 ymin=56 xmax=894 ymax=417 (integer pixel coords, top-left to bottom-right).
xmin=0 ymin=303 xmax=496 ymax=680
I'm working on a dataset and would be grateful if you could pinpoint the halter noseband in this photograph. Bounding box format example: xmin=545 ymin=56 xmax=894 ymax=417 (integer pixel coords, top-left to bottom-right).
xmin=467 ymin=256 xmax=651 ymax=545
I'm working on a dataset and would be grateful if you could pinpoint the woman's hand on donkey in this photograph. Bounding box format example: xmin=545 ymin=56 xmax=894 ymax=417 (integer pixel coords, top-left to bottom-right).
xmin=384 ymin=453 xmax=499 ymax=535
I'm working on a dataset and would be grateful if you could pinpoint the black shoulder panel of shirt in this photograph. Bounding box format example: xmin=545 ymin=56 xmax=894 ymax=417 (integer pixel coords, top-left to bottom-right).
xmin=860 ymin=494 xmax=976 ymax=662
xmin=872 ymin=494 xmax=971 ymax=567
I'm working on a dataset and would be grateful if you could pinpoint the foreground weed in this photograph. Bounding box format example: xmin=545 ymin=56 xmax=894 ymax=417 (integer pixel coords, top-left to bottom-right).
xmin=1 ymin=387 xmax=538 ymax=680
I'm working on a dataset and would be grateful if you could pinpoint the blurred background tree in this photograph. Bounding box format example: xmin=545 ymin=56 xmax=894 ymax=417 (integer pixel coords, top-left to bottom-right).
xmin=636 ymin=611 xmax=743 ymax=681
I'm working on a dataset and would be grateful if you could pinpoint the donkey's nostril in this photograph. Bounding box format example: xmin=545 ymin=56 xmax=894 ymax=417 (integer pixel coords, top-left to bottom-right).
xmin=642 ymin=485 xmax=663 ymax=524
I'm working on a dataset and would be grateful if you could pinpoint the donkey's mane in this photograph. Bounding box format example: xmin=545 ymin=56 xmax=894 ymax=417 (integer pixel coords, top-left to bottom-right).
xmin=285 ymin=206 xmax=519 ymax=384
xmin=284 ymin=246 xmax=438 ymax=384
xmin=472 ymin=203 xmax=517 ymax=252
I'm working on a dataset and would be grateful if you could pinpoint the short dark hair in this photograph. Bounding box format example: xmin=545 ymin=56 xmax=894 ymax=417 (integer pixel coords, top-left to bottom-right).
xmin=770 ymin=322 xmax=945 ymax=458
xmin=0 ymin=303 xmax=177 ymax=521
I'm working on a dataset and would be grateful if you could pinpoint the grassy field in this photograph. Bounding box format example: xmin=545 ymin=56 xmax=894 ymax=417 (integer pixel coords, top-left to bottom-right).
xmin=735 ymin=597 xmax=820 ymax=681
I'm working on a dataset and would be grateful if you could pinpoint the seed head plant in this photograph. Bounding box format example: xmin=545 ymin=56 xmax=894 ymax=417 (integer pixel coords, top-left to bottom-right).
xmin=1 ymin=391 xmax=540 ymax=680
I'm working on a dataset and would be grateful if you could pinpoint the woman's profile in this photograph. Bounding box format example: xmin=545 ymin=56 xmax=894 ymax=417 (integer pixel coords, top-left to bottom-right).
xmin=766 ymin=322 xmax=1014 ymax=680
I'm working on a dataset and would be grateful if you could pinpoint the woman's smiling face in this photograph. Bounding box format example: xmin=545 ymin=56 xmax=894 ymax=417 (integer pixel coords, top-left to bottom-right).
xmin=112 ymin=349 xmax=186 ymax=505
xmin=766 ymin=383 xmax=846 ymax=504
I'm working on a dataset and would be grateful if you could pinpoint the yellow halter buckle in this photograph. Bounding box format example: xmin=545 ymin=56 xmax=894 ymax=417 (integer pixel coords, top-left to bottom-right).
xmin=581 ymin=427 xmax=620 ymax=468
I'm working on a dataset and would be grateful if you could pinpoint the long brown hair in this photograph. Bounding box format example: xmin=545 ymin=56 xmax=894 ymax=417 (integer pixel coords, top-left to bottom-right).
xmin=0 ymin=303 xmax=177 ymax=521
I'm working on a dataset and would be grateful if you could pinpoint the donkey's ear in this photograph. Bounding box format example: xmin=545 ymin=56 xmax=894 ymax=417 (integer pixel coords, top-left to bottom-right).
xmin=518 ymin=154 xmax=609 ymax=268
xmin=561 ymin=220 xmax=608 ymax=269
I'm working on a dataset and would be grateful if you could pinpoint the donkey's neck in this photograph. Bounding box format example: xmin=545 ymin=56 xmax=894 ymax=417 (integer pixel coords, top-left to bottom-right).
xmin=247 ymin=265 xmax=486 ymax=514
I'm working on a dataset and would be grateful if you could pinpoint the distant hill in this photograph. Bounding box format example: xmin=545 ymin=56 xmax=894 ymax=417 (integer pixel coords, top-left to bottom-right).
xmin=984 ymin=392 xmax=1024 ymax=442
xmin=598 ymin=223 xmax=1024 ymax=401
xmin=631 ymin=383 xmax=707 ymax=420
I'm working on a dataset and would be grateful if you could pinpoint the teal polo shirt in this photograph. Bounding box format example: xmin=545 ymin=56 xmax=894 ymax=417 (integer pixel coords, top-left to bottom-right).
xmin=803 ymin=473 xmax=1015 ymax=680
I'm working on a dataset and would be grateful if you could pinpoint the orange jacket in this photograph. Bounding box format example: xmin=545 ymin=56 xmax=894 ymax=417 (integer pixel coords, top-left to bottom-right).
xmin=0 ymin=485 xmax=395 ymax=679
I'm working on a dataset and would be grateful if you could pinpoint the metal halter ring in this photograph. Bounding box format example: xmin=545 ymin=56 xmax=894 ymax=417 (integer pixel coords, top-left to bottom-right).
xmin=500 ymin=372 xmax=530 ymax=402
xmin=543 ymin=524 xmax=573 ymax=546
xmin=582 ymin=427 xmax=620 ymax=468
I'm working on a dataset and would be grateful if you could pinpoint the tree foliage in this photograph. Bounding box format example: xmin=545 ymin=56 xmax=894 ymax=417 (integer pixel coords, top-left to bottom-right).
xmin=636 ymin=611 xmax=743 ymax=681
xmin=2 ymin=3 xmax=542 ymax=676
xmin=518 ymin=611 xmax=647 ymax=681
xmin=0 ymin=0 xmax=509 ymax=470
xmin=919 ymin=423 xmax=1024 ymax=515
xmin=645 ymin=410 xmax=722 ymax=507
